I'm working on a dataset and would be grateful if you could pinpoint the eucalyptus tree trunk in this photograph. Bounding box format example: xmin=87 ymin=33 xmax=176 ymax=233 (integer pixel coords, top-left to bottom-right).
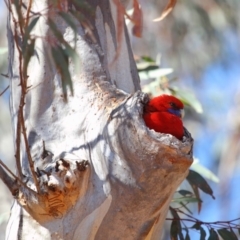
xmin=2 ymin=0 xmax=193 ymax=239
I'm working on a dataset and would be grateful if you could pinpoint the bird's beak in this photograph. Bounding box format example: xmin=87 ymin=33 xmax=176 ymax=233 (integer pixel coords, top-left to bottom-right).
xmin=180 ymin=109 xmax=185 ymax=119
xmin=168 ymin=108 xmax=184 ymax=118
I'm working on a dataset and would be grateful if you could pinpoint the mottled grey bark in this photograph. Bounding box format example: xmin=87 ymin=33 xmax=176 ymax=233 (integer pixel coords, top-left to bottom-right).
xmin=3 ymin=0 xmax=193 ymax=239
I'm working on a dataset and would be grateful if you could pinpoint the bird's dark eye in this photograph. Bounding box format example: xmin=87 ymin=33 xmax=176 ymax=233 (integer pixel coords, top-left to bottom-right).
xmin=170 ymin=102 xmax=178 ymax=109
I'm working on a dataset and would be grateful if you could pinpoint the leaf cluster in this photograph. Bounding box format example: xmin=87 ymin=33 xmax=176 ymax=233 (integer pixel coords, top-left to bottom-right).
xmin=168 ymin=170 xmax=240 ymax=240
xmin=137 ymin=56 xmax=202 ymax=113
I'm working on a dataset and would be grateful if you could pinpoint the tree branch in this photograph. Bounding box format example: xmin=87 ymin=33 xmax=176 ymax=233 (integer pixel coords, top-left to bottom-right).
xmin=0 ymin=159 xmax=36 ymax=195
xmin=0 ymin=85 xmax=9 ymax=97
xmin=0 ymin=160 xmax=19 ymax=196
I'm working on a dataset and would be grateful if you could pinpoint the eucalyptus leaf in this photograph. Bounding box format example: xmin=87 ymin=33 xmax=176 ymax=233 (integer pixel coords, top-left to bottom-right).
xmin=170 ymin=220 xmax=178 ymax=240
xmin=218 ymin=228 xmax=238 ymax=240
xmin=191 ymin=159 xmax=219 ymax=183
xmin=170 ymin=87 xmax=203 ymax=113
xmin=185 ymin=231 xmax=190 ymax=240
xmin=141 ymin=56 xmax=155 ymax=62
xmin=148 ymin=68 xmax=173 ymax=79
xmin=51 ymin=46 xmax=73 ymax=100
xmin=208 ymin=228 xmax=219 ymax=240
xmin=179 ymin=202 xmax=193 ymax=214
xmin=137 ymin=62 xmax=159 ymax=71
xmin=187 ymin=170 xmax=215 ymax=200
xmin=139 ymin=68 xmax=173 ymax=80
xmin=172 ymin=197 xmax=199 ymax=203
xmin=200 ymin=226 xmax=206 ymax=240
xmin=178 ymin=190 xmax=194 ymax=196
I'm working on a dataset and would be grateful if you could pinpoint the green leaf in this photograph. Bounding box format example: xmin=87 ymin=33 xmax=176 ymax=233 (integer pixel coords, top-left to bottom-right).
xmin=22 ymin=17 xmax=40 ymax=53
xmin=192 ymin=222 xmax=201 ymax=230
xmin=27 ymin=17 xmax=40 ymax=32
xmin=63 ymin=43 xmax=81 ymax=75
xmin=148 ymin=68 xmax=173 ymax=78
xmin=172 ymin=197 xmax=199 ymax=204
xmin=191 ymin=159 xmax=219 ymax=183
xmin=48 ymin=18 xmax=80 ymax=70
xmin=170 ymin=220 xmax=178 ymax=240
xmin=217 ymin=228 xmax=238 ymax=240
xmin=48 ymin=19 xmax=64 ymax=42
xmin=137 ymin=62 xmax=159 ymax=72
xmin=51 ymin=46 xmax=73 ymax=100
xmin=21 ymin=16 xmax=39 ymax=79
xmin=179 ymin=202 xmax=193 ymax=215
xmin=69 ymin=9 xmax=88 ymax=24
xmin=178 ymin=190 xmax=194 ymax=197
xmin=23 ymin=39 xmax=36 ymax=79
xmin=174 ymin=190 xmax=199 ymax=212
xmin=187 ymin=170 xmax=215 ymax=199
xmin=230 ymin=228 xmax=238 ymax=240
xmin=200 ymin=226 xmax=206 ymax=240
xmin=48 ymin=18 xmax=81 ymax=99
xmin=64 ymin=43 xmax=78 ymax=61
xmin=139 ymin=68 xmax=173 ymax=80
xmin=170 ymin=87 xmax=203 ymax=113
xmin=141 ymin=56 xmax=155 ymax=62
xmin=58 ymin=12 xmax=78 ymax=44
xmin=179 ymin=231 xmax=184 ymax=240
xmin=58 ymin=12 xmax=77 ymax=32
xmin=185 ymin=232 xmax=190 ymax=240
xmin=169 ymin=207 xmax=184 ymax=240
xmin=169 ymin=207 xmax=179 ymax=219
xmin=187 ymin=182 xmax=202 ymax=213
xmin=70 ymin=0 xmax=93 ymax=14
xmin=208 ymin=228 xmax=219 ymax=240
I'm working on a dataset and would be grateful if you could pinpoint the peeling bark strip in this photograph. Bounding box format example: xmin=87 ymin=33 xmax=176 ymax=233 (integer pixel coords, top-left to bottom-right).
xmin=4 ymin=0 xmax=193 ymax=239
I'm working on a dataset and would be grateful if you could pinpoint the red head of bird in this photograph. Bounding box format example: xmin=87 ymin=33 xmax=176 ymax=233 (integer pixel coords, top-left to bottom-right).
xmin=143 ymin=94 xmax=184 ymax=140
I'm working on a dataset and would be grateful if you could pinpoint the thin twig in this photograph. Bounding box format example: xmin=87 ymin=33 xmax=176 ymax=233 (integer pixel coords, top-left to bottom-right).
xmin=1 ymin=73 xmax=9 ymax=78
xmin=19 ymin=109 xmax=40 ymax=193
xmin=15 ymin=109 xmax=24 ymax=179
xmin=0 ymin=164 xmax=17 ymax=195
xmin=4 ymin=0 xmax=9 ymax=8
xmin=8 ymin=0 xmax=25 ymax=181
xmin=0 ymin=85 xmax=9 ymax=97
xmin=18 ymin=0 xmax=24 ymax=37
xmin=0 ymin=159 xmax=35 ymax=194
xmin=167 ymin=207 xmax=240 ymax=230
xmin=167 ymin=217 xmax=240 ymax=226
xmin=10 ymin=1 xmax=39 ymax=193
xmin=25 ymin=0 xmax=33 ymax=28
xmin=12 ymin=0 xmax=40 ymax=193
xmin=0 ymin=159 xmax=19 ymax=181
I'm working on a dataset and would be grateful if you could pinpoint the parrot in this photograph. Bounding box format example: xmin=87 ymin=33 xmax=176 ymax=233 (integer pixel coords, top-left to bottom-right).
xmin=143 ymin=94 xmax=184 ymax=140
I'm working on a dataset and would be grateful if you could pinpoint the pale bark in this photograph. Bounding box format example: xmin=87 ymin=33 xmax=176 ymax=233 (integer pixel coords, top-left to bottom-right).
xmin=3 ymin=0 xmax=193 ymax=239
